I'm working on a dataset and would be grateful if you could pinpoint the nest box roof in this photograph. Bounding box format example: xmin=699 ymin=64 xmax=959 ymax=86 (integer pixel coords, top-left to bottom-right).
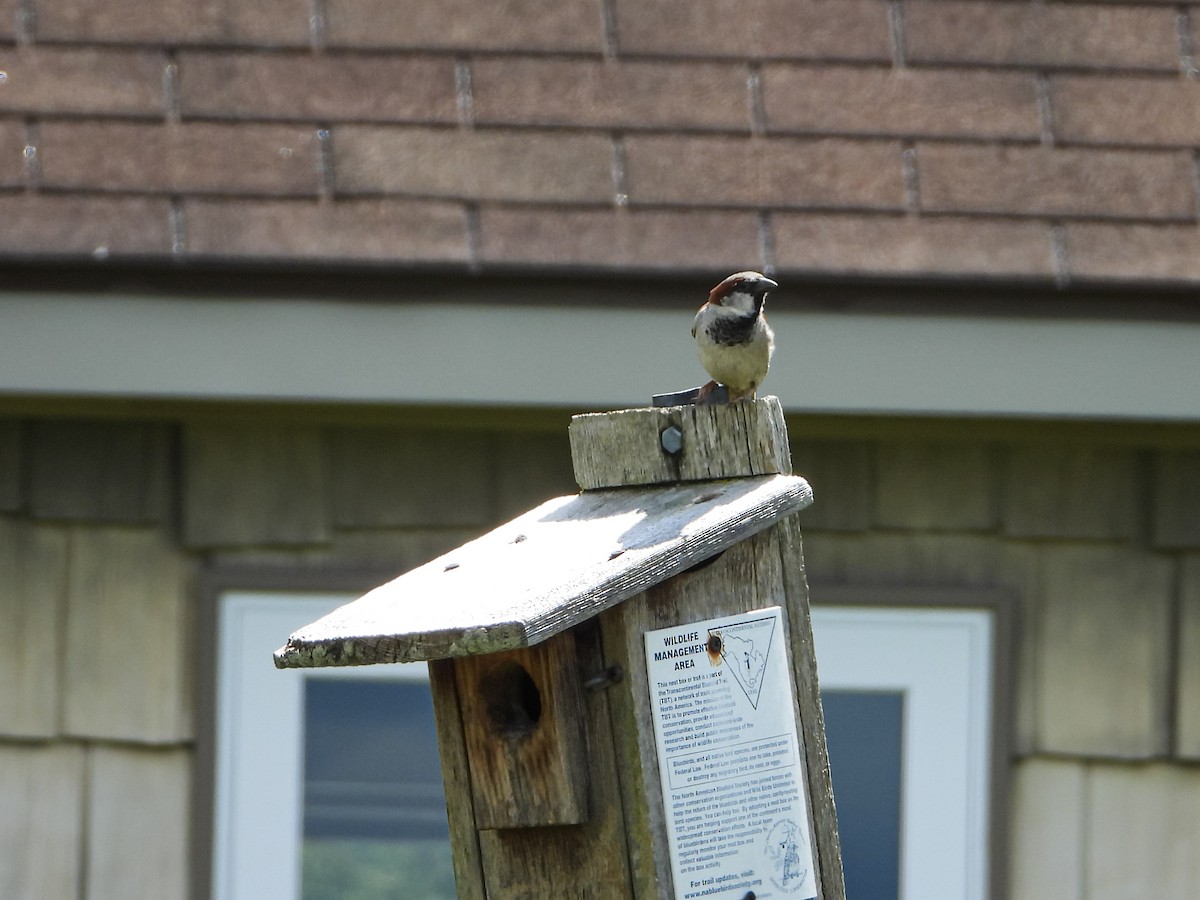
xmin=274 ymin=473 xmax=812 ymax=668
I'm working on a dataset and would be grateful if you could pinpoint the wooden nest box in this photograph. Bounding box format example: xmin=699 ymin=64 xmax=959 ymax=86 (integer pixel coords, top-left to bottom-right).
xmin=275 ymin=397 xmax=844 ymax=900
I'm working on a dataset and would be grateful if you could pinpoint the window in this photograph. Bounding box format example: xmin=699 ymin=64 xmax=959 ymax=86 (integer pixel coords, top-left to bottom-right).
xmin=208 ymin=592 xmax=454 ymax=900
xmin=811 ymin=604 xmax=1001 ymax=900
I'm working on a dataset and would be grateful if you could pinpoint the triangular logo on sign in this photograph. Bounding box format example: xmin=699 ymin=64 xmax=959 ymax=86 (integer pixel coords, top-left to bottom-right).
xmin=708 ymin=614 xmax=777 ymax=709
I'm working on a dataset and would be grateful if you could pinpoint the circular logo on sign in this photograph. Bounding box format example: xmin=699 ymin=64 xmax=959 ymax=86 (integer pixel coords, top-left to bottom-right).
xmin=764 ymin=819 xmax=808 ymax=893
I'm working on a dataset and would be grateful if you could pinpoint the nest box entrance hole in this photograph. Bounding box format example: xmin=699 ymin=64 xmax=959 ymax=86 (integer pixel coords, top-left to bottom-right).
xmin=452 ymin=629 xmax=591 ymax=829
xmin=480 ymin=660 xmax=543 ymax=739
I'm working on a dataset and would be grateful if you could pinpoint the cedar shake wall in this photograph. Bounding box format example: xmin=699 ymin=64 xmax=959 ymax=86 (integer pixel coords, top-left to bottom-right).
xmin=2 ymin=0 xmax=1200 ymax=284
xmin=2 ymin=414 xmax=1200 ymax=898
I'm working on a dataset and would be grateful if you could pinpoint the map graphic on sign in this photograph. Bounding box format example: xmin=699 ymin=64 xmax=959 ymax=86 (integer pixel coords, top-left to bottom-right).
xmin=709 ymin=614 xmax=777 ymax=709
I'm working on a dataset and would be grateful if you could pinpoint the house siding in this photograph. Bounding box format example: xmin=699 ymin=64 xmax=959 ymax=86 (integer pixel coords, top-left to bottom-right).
xmin=1 ymin=412 xmax=1198 ymax=897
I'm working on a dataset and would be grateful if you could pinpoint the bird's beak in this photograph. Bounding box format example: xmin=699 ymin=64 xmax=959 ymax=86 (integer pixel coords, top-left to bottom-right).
xmin=761 ymin=277 xmax=779 ymax=291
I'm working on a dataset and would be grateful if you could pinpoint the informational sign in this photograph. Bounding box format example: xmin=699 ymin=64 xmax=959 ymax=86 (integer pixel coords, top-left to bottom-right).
xmin=644 ymin=607 xmax=817 ymax=900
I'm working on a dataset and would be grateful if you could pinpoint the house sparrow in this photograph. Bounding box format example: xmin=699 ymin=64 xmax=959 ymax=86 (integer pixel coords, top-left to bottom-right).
xmin=692 ymin=271 xmax=777 ymax=403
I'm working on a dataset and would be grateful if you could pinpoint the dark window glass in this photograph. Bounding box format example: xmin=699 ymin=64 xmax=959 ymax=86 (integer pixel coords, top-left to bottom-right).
xmin=821 ymin=689 xmax=904 ymax=900
xmin=302 ymin=679 xmax=455 ymax=900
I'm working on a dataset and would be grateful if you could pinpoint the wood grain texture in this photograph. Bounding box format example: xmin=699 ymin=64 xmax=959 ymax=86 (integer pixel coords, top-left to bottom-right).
xmin=1036 ymin=544 xmax=1173 ymax=757
xmin=492 ymin=429 xmax=580 ymax=521
xmin=0 ymin=743 xmax=85 ymax=900
xmin=329 ymin=426 xmax=491 ymax=527
xmin=475 ymin=621 xmax=634 ymax=898
xmin=86 ymin=745 xmax=190 ymax=900
xmin=428 ymin=657 xmax=487 ymax=900
xmin=1007 ymin=758 xmax=1085 ymax=899
xmin=430 ymin=629 xmax=634 ymax=899
xmin=0 ymin=420 xmax=20 ymax=512
xmin=874 ymin=440 xmax=997 ymax=530
xmin=275 ymin=474 xmax=813 ymax=666
xmin=182 ymin=422 xmax=330 ymax=547
xmin=63 ymin=526 xmax=194 ymax=742
xmin=1088 ymin=763 xmax=1200 ymax=898
xmin=789 ymin=438 xmax=870 ymax=532
xmin=600 ymin=523 xmax=843 ymax=899
xmin=675 ymin=397 xmax=791 ymax=482
xmin=455 ymin=630 xmax=589 ymax=828
xmin=1152 ymin=449 xmax=1200 ymax=549
xmin=776 ymin=514 xmax=845 ymax=900
xmin=1001 ymin=443 xmax=1141 ymax=539
xmin=28 ymin=419 xmax=171 ymax=523
xmin=570 ymin=405 xmax=676 ymax=489
xmin=570 ymin=396 xmax=791 ymax=490
xmin=0 ymin=518 xmax=69 ymax=738
xmin=599 ymin=597 xmax=672 ymax=898
xmin=1175 ymin=556 xmax=1200 ymax=758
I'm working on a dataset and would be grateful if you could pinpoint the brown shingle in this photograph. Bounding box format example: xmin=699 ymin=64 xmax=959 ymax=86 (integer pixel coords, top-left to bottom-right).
xmin=0 ymin=47 xmax=165 ymax=117
xmin=1 ymin=122 xmax=24 ymax=187
xmin=37 ymin=0 xmax=310 ymax=45
xmin=918 ymin=143 xmax=1194 ymax=219
xmin=1 ymin=0 xmax=20 ymax=40
xmin=623 ymin=135 xmax=904 ymax=209
xmin=333 ymin=126 xmax=614 ymax=203
xmin=1051 ymin=76 xmax=1200 ymax=146
xmin=178 ymin=52 xmax=458 ymax=123
xmin=773 ymin=213 xmax=1055 ymax=277
xmin=616 ymin=0 xmax=891 ymax=61
xmin=471 ymin=58 xmax=752 ymax=132
xmin=184 ymin=197 xmax=470 ymax=261
xmin=325 ymin=0 xmax=604 ymax=51
xmin=905 ymin=0 xmax=1180 ymax=71
xmin=763 ymin=66 xmax=1040 ymax=140
xmin=38 ymin=121 xmax=321 ymax=196
xmin=1065 ymin=223 xmax=1200 ymax=281
xmin=478 ymin=206 xmax=763 ymax=271
xmin=0 ymin=194 xmax=172 ymax=256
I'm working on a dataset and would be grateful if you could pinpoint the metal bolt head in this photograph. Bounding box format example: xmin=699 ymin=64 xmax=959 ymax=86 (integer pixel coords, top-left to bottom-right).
xmin=660 ymin=425 xmax=683 ymax=455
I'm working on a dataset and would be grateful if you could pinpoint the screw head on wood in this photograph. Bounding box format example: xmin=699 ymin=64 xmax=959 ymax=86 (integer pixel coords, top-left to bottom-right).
xmin=660 ymin=425 xmax=683 ymax=455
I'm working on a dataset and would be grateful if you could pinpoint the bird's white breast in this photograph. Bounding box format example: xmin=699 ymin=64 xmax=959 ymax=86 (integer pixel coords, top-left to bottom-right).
xmin=693 ymin=305 xmax=774 ymax=395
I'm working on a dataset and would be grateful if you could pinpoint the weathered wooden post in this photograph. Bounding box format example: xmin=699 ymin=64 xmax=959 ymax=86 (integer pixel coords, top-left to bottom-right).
xmin=275 ymin=396 xmax=844 ymax=900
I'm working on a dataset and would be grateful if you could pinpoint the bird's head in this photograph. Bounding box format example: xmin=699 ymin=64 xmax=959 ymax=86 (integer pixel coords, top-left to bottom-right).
xmin=707 ymin=271 xmax=778 ymax=315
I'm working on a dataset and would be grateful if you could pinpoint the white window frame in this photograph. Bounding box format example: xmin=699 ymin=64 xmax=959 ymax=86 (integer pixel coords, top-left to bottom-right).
xmin=210 ymin=591 xmax=431 ymax=900
xmin=811 ymin=604 xmax=996 ymax=900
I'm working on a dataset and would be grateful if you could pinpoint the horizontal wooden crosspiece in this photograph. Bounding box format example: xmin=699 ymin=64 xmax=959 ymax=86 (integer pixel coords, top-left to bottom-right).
xmin=569 ymin=395 xmax=791 ymax=490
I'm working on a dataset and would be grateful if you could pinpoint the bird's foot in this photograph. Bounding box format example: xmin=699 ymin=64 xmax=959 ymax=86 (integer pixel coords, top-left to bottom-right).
xmin=696 ymin=381 xmax=725 ymax=405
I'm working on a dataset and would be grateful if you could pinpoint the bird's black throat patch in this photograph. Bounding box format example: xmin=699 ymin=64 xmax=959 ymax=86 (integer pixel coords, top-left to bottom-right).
xmin=706 ymin=310 xmax=759 ymax=346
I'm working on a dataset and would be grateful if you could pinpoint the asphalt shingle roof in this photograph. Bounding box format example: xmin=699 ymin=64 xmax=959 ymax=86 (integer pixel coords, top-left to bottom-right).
xmin=2 ymin=0 xmax=1199 ymax=285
